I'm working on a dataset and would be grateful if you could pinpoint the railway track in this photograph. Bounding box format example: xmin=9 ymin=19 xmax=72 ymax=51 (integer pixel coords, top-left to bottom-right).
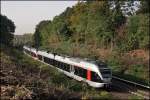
xmin=112 ymin=76 xmax=150 ymax=89
xmin=111 ymin=76 xmax=150 ymax=99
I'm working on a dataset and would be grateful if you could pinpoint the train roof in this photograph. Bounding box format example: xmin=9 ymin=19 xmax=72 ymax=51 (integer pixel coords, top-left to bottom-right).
xmin=69 ymin=58 xmax=109 ymax=70
xmin=37 ymin=50 xmax=54 ymax=59
xmin=89 ymin=60 xmax=108 ymax=68
xmin=37 ymin=49 xmax=108 ymax=71
xmin=69 ymin=57 xmax=107 ymax=67
xmin=24 ymin=46 xmax=109 ymax=72
xmin=24 ymin=46 xmax=37 ymax=53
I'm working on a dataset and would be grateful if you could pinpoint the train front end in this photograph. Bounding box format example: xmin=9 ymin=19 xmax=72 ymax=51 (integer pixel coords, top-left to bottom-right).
xmin=99 ymin=68 xmax=112 ymax=87
xmin=91 ymin=60 xmax=112 ymax=88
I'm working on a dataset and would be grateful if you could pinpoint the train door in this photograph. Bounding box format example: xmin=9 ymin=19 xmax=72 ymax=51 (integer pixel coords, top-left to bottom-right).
xmin=70 ymin=65 xmax=75 ymax=76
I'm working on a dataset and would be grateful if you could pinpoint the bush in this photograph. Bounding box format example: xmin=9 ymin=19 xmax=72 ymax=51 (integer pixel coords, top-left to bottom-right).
xmin=128 ymin=95 xmax=143 ymax=100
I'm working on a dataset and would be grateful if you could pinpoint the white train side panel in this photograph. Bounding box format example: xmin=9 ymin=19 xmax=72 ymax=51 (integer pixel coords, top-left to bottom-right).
xmin=23 ymin=46 xmax=112 ymax=88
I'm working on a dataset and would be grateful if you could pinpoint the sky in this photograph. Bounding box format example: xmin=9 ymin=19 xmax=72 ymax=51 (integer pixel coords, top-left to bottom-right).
xmin=1 ymin=1 xmax=77 ymax=35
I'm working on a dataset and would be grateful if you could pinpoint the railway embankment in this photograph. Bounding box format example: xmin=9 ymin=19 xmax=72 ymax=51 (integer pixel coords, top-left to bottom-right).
xmin=1 ymin=44 xmax=148 ymax=99
xmin=0 ymin=44 xmax=113 ymax=99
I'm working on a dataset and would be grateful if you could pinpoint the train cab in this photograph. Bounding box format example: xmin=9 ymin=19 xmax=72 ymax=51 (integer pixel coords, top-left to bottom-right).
xmin=23 ymin=46 xmax=38 ymax=59
xmin=87 ymin=60 xmax=112 ymax=87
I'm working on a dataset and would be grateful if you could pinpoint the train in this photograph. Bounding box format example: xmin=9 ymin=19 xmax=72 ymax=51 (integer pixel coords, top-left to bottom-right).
xmin=23 ymin=46 xmax=112 ymax=88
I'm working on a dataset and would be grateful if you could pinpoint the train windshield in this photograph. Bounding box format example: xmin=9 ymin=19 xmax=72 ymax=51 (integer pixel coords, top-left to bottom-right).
xmin=89 ymin=60 xmax=111 ymax=78
xmin=99 ymin=69 xmax=111 ymax=78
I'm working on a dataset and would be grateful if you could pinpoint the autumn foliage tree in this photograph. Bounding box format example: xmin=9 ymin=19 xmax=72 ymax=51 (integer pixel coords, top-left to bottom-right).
xmin=33 ymin=1 xmax=149 ymax=51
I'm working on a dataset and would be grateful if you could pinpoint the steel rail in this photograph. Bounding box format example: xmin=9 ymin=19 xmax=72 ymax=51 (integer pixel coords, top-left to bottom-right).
xmin=112 ymin=76 xmax=150 ymax=90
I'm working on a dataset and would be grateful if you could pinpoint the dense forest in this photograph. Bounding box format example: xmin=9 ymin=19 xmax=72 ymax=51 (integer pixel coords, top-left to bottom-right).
xmin=33 ymin=1 xmax=149 ymax=85
xmin=34 ymin=1 xmax=149 ymax=51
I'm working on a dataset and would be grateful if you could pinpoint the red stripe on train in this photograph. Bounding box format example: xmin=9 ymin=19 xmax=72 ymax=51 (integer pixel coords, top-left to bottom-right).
xmin=87 ymin=70 xmax=91 ymax=80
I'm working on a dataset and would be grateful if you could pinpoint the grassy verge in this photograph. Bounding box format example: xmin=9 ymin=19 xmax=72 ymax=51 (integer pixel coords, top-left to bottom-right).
xmin=128 ymin=95 xmax=144 ymax=100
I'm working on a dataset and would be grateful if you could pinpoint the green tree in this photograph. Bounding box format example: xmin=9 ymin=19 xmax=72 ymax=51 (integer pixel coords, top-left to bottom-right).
xmin=107 ymin=0 xmax=126 ymax=50
xmin=0 ymin=14 xmax=15 ymax=45
xmin=33 ymin=20 xmax=49 ymax=48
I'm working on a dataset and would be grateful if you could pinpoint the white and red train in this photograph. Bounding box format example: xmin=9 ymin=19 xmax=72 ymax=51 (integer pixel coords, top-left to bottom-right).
xmin=23 ymin=46 xmax=112 ymax=88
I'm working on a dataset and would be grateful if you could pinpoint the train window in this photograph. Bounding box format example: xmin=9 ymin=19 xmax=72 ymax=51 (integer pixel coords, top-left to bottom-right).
xmin=55 ymin=60 xmax=59 ymax=68
xmin=59 ymin=62 xmax=64 ymax=70
xmin=100 ymin=69 xmax=111 ymax=78
xmin=43 ymin=57 xmax=56 ymax=66
xmin=100 ymin=69 xmax=111 ymax=75
xmin=91 ymin=72 xmax=102 ymax=82
xmin=56 ymin=61 xmax=59 ymax=68
xmin=31 ymin=52 xmax=37 ymax=57
xmin=82 ymin=68 xmax=87 ymax=78
xmin=53 ymin=60 xmax=57 ymax=67
xmin=54 ymin=61 xmax=70 ymax=72
xmin=56 ymin=61 xmax=61 ymax=68
xmin=44 ymin=57 xmax=52 ymax=65
xmin=58 ymin=62 xmax=62 ymax=68
xmin=74 ymin=66 xmax=86 ymax=78
xmin=49 ymin=59 xmax=52 ymax=64
xmin=63 ymin=63 xmax=70 ymax=72
xmin=50 ymin=59 xmax=55 ymax=66
xmin=49 ymin=59 xmax=52 ymax=65
xmin=38 ymin=55 xmax=43 ymax=60
xmin=44 ymin=57 xmax=48 ymax=63
xmin=50 ymin=59 xmax=54 ymax=65
xmin=74 ymin=67 xmax=79 ymax=75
